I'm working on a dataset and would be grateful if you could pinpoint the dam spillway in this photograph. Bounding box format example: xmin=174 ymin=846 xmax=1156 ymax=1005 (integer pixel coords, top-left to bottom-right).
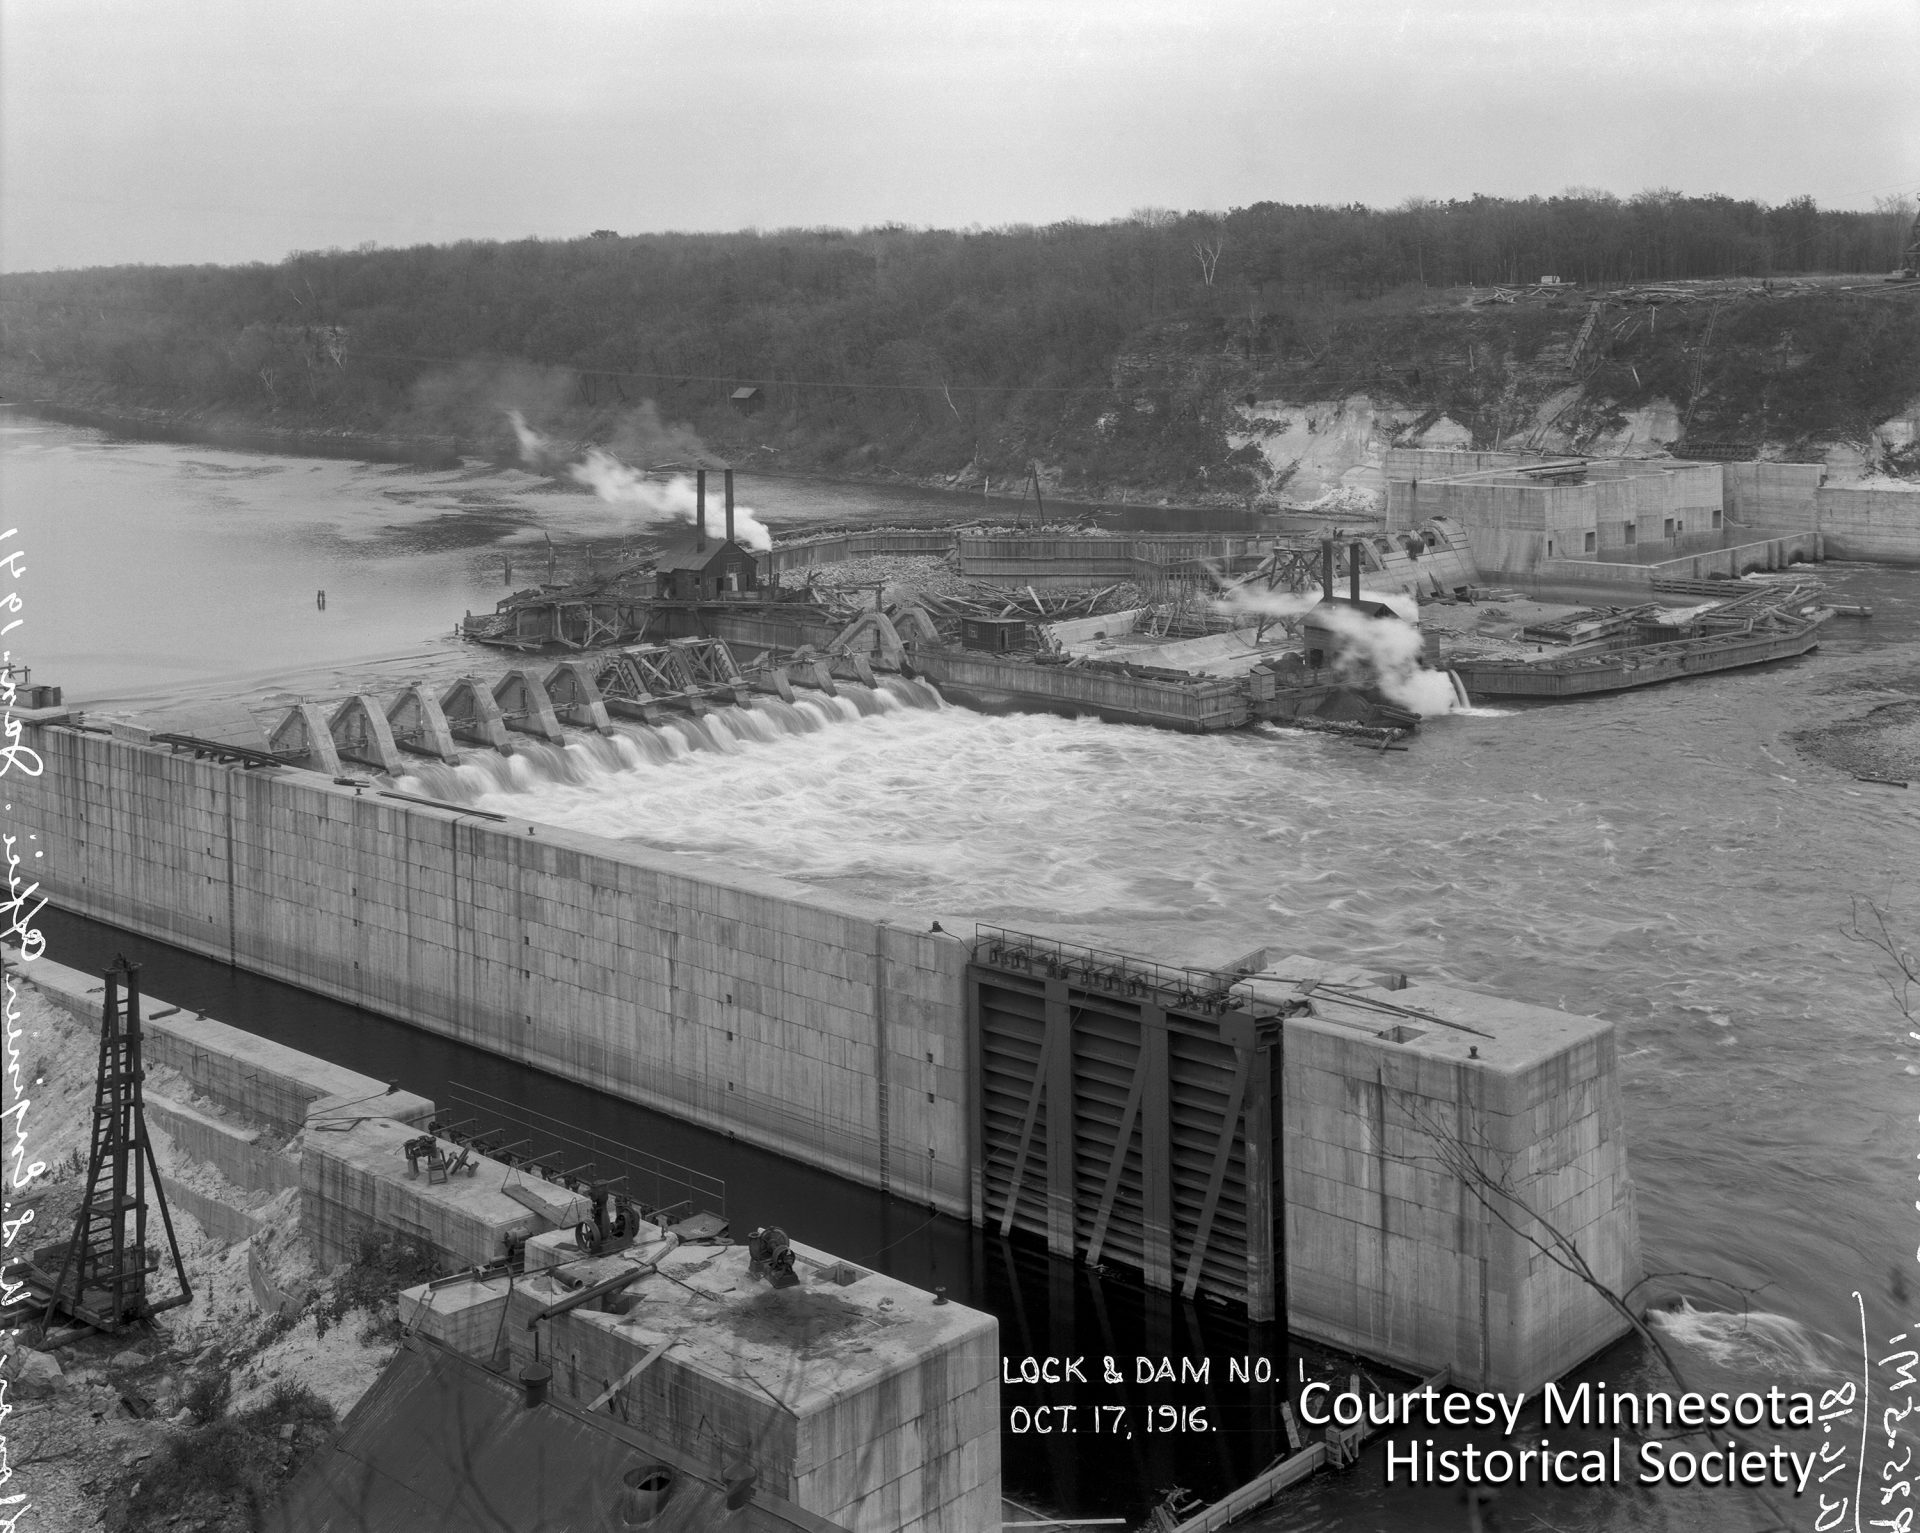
xmin=13 ymin=692 xmax=1640 ymax=1397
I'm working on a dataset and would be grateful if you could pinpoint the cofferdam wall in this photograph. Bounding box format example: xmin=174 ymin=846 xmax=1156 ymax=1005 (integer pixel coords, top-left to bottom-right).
xmin=21 ymin=724 xmax=971 ymax=1217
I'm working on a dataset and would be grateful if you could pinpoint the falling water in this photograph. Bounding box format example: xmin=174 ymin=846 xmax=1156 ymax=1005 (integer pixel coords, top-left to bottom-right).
xmin=394 ymin=675 xmax=944 ymax=802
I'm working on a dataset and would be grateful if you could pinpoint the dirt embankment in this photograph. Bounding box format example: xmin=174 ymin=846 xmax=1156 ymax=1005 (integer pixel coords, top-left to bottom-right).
xmin=0 ymin=983 xmax=405 ymax=1533
xmin=9 ymin=280 xmax=1919 ymax=510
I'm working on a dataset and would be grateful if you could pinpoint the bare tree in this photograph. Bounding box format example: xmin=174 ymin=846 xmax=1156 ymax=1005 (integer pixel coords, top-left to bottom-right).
xmin=1386 ymin=1092 xmax=1794 ymax=1533
xmin=1193 ymin=238 xmax=1225 ymax=288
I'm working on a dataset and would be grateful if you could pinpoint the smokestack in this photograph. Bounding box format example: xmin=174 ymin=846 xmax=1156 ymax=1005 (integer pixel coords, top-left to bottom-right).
xmin=695 ymin=470 xmax=707 ymax=551
xmin=725 ymin=468 xmax=735 ymax=545
xmin=1321 ymin=539 xmax=1334 ymax=602
xmin=1349 ymin=541 xmax=1361 ymax=604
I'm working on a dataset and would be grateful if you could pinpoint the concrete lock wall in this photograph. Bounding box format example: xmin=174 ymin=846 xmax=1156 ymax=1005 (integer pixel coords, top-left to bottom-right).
xmin=1283 ymin=985 xmax=1638 ymax=1395
xmin=19 ymin=725 xmax=973 ymax=1219
xmin=1817 ymin=486 xmax=1920 ymax=564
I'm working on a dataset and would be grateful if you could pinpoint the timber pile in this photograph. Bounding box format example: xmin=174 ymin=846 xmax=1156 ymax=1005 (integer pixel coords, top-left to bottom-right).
xmin=795 ymin=553 xmax=972 ymax=599
xmin=771 ymin=518 xmax=1109 ymax=557
xmin=1519 ymin=604 xmax=1658 ymax=645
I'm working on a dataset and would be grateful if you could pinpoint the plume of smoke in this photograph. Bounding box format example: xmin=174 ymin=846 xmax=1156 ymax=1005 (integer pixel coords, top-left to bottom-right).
xmin=568 ymin=448 xmax=773 ymax=551
xmin=1212 ymin=583 xmax=1459 ymax=717
xmin=407 ymin=359 xmax=577 ymax=451
xmin=1213 ymin=585 xmax=1322 ymax=627
xmin=506 ymin=408 xmax=555 ymax=467
xmin=1311 ymin=599 xmax=1460 ymax=716
xmin=491 ymin=394 xmax=769 ymax=550
xmin=603 ymin=401 xmax=714 ymax=472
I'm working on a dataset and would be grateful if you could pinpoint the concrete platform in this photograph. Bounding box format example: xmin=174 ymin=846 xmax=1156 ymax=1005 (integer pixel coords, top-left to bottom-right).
xmin=301 ymin=1117 xmax=546 ymax=1271
xmin=397 ymin=1273 xmax=516 ymax=1363
xmin=147 ymin=1090 xmax=301 ymax=1195
xmin=408 ymin=1234 xmax=998 ymax=1533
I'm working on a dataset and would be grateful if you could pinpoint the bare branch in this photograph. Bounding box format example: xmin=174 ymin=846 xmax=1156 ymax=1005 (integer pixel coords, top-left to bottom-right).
xmin=1841 ymin=896 xmax=1916 ymax=1024
xmin=1385 ymin=1094 xmax=1795 ymax=1530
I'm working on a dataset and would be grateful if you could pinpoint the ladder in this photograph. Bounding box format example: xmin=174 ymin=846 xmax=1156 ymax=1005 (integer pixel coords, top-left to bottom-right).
xmin=1566 ymin=300 xmax=1603 ymax=370
xmin=1682 ymin=304 xmax=1722 ymax=430
xmin=40 ymin=958 xmax=191 ymax=1337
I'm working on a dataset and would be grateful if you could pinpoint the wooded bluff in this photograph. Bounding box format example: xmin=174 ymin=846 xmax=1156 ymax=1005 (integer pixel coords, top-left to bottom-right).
xmin=2 ymin=193 xmax=1916 ymax=498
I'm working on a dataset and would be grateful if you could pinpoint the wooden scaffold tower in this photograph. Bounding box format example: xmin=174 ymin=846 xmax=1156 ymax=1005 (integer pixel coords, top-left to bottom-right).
xmin=38 ymin=957 xmax=191 ymax=1341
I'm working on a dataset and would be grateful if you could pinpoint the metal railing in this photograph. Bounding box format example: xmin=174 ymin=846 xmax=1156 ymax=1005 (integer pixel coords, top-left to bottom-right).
xmin=972 ymin=924 xmax=1245 ymax=1014
xmin=442 ymin=1080 xmax=726 ymax=1223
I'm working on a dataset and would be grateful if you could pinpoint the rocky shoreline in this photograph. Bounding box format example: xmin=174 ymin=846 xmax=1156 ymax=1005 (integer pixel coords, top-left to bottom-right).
xmin=1792 ymin=673 xmax=1920 ymax=786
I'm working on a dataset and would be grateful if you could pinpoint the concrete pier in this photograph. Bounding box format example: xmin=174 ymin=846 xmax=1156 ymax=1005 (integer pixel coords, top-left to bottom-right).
xmin=1257 ymin=957 xmax=1637 ymax=1392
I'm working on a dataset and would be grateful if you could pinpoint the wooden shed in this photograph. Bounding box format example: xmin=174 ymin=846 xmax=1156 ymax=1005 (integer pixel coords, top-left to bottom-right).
xmin=654 ymin=534 xmax=760 ymax=601
xmin=959 ymin=616 xmax=1028 ymax=653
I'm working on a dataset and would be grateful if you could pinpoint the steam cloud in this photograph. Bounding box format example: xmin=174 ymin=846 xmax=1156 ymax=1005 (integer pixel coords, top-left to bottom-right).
xmin=506 ymin=410 xmax=772 ymax=551
xmin=506 ymin=407 xmax=551 ymax=466
xmin=1214 ymin=584 xmax=1461 ymax=717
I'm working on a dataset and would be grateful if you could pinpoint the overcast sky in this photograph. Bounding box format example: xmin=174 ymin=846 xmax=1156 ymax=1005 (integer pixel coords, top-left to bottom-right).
xmin=3 ymin=0 xmax=1915 ymax=273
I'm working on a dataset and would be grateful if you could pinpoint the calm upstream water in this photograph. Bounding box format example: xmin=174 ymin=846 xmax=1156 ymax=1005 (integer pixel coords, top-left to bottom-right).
xmin=7 ymin=412 xmax=1920 ymax=1531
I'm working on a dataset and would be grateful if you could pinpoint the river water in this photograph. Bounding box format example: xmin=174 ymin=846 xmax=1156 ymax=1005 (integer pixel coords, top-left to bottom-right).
xmin=7 ymin=412 xmax=1920 ymax=1531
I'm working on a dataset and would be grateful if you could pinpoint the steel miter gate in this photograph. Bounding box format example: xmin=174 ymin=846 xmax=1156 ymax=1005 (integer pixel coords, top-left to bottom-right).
xmin=969 ymin=927 xmax=1287 ymax=1321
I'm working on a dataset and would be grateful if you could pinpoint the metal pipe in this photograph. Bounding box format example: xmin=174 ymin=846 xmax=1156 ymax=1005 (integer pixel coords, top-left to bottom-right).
xmin=1320 ymin=539 xmax=1334 ymax=602
xmin=1349 ymin=541 xmax=1361 ymax=604
xmin=724 ymin=468 xmax=736 ymax=545
xmin=525 ymin=1267 xmax=644 ymax=1327
xmin=696 ymin=469 xmax=707 ymax=550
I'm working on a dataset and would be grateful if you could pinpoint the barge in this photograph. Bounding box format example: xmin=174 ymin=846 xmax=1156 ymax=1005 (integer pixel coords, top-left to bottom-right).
xmin=1449 ymin=587 xmax=1830 ymax=700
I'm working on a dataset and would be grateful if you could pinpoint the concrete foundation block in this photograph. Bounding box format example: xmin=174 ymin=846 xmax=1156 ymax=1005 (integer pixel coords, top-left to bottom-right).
xmin=301 ymin=1117 xmax=545 ymax=1272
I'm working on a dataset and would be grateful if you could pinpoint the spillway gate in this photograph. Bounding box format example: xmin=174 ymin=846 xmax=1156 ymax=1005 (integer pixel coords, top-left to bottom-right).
xmin=969 ymin=927 xmax=1287 ymax=1322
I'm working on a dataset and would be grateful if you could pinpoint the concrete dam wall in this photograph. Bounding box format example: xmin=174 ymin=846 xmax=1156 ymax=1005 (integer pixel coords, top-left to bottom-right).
xmin=26 ymin=723 xmax=972 ymax=1218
